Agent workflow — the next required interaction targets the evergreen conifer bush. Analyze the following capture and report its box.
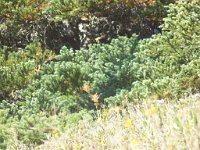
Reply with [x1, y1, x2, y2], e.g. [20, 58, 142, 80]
[127, 0, 200, 100]
[0, 108, 91, 148]
[0, 0, 199, 148]
[19, 35, 139, 114]
[0, 42, 54, 101]
[14, 0, 200, 114]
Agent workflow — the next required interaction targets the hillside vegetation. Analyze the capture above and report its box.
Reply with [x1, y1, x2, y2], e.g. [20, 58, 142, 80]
[37, 94, 200, 150]
[0, 0, 199, 149]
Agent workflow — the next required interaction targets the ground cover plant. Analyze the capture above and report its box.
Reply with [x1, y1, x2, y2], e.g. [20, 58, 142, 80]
[112, 0, 200, 102]
[37, 94, 200, 150]
[0, 0, 199, 148]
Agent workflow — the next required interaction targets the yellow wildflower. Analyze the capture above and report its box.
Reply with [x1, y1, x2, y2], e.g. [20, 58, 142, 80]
[51, 129, 59, 135]
[152, 107, 158, 113]
[131, 139, 139, 145]
[145, 107, 158, 115]
[125, 119, 132, 128]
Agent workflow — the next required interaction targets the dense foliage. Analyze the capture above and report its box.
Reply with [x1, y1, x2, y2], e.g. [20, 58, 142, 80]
[0, 0, 199, 148]
[121, 0, 200, 101]
[0, 0, 175, 53]
[38, 94, 200, 150]
[0, 43, 55, 100]
[0, 0, 177, 102]
[18, 35, 138, 116]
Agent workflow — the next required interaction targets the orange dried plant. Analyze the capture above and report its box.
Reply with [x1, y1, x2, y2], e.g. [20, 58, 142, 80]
[82, 84, 90, 93]
[90, 93, 99, 103]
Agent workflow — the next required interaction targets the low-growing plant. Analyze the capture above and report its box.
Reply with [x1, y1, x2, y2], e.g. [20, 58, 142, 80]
[0, 42, 55, 101]
[107, 0, 200, 104]
[0, 107, 92, 148]
[0, 0, 199, 148]
[18, 35, 138, 115]
[36, 94, 200, 150]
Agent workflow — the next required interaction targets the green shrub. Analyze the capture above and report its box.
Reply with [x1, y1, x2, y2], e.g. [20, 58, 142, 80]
[18, 35, 138, 115]
[0, 108, 92, 148]
[17, 0, 200, 113]
[0, 1, 199, 148]
[0, 42, 55, 101]
[123, 0, 200, 101]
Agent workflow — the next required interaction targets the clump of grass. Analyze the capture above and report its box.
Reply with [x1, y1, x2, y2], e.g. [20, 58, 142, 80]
[36, 94, 200, 150]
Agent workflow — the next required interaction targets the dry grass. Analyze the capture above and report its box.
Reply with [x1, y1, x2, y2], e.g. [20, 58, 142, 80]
[35, 94, 200, 150]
